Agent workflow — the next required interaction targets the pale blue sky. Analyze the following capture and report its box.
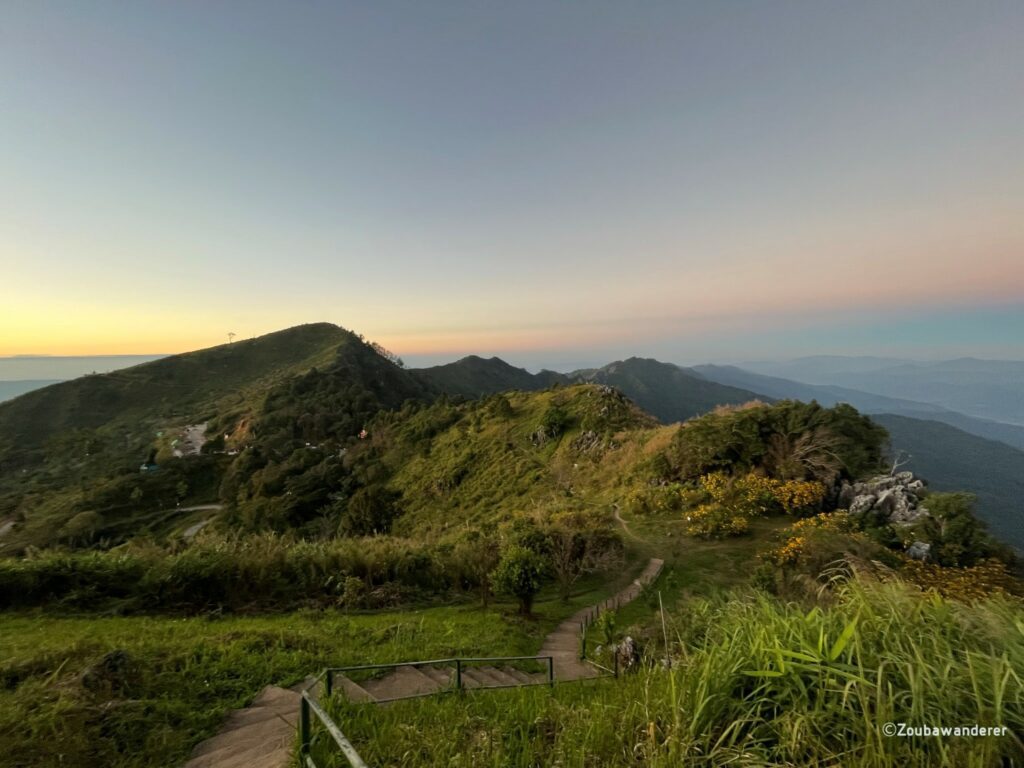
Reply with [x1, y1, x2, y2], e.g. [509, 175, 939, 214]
[2, 1, 1022, 365]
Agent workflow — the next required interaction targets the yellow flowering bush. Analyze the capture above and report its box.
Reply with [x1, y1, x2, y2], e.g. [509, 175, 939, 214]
[684, 503, 750, 538]
[683, 473, 828, 539]
[762, 511, 856, 565]
[772, 479, 828, 515]
[625, 484, 687, 516]
[896, 557, 1021, 602]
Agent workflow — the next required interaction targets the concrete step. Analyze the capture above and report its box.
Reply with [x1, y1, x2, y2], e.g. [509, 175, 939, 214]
[223, 704, 298, 729]
[191, 716, 292, 759]
[249, 685, 301, 709]
[419, 665, 454, 687]
[501, 666, 543, 685]
[333, 673, 377, 703]
[480, 667, 521, 686]
[185, 731, 293, 768]
[458, 667, 489, 689]
[362, 665, 441, 701]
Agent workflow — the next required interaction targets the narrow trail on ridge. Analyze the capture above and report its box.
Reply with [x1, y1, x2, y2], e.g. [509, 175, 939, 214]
[537, 557, 664, 681]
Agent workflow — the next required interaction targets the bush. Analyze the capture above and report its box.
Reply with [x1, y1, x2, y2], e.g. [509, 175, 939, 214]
[0, 534, 460, 613]
[491, 546, 547, 615]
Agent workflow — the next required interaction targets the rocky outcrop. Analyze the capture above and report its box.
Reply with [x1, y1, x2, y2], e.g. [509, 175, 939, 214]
[839, 471, 932, 560]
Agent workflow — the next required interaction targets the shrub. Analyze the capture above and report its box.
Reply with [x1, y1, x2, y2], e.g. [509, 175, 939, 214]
[895, 557, 1021, 602]
[491, 546, 547, 615]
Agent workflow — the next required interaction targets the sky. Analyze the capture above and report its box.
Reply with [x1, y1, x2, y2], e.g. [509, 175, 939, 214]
[1, 1, 1022, 368]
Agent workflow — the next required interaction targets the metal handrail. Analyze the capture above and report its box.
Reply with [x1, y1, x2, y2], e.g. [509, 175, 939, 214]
[324, 654, 552, 673]
[300, 689, 369, 768]
[299, 654, 556, 767]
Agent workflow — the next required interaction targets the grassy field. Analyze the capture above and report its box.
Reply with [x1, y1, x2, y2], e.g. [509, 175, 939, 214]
[0, 502, 780, 768]
[318, 580, 1024, 768]
[0, 546, 659, 768]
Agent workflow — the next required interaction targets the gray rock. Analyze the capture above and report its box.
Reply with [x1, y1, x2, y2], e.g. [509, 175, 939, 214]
[849, 495, 877, 516]
[615, 636, 641, 672]
[906, 541, 931, 560]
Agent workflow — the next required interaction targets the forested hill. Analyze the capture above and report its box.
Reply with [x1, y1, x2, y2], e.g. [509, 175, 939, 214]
[0, 323, 357, 469]
[411, 355, 568, 396]
[0, 324, 433, 551]
[571, 358, 765, 423]
[411, 356, 764, 424]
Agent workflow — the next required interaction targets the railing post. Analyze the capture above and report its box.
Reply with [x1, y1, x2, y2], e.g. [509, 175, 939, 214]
[324, 670, 333, 698]
[300, 695, 310, 757]
[580, 625, 587, 660]
[456, 659, 462, 691]
[547, 656, 554, 686]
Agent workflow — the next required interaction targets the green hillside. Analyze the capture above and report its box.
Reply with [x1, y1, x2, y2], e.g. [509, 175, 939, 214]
[573, 357, 766, 422]
[412, 356, 765, 426]
[0, 380, 63, 404]
[356, 384, 660, 539]
[411, 355, 567, 396]
[0, 323, 351, 468]
[0, 324, 432, 552]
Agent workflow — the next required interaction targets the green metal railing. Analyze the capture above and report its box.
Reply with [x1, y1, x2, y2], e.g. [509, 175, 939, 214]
[299, 675, 369, 768]
[578, 594, 622, 678]
[299, 655, 555, 767]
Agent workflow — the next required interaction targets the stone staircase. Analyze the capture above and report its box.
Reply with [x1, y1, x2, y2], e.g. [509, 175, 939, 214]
[182, 557, 664, 767]
[184, 685, 301, 768]
[332, 662, 549, 703]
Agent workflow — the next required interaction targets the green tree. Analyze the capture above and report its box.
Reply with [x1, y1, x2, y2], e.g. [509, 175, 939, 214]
[339, 485, 401, 536]
[453, 529, 502, 607]
[491, 546, 547, 615]
[544, 511, 623, 602]
[540, 405, 571, 437]
[916, 492, 998, 567]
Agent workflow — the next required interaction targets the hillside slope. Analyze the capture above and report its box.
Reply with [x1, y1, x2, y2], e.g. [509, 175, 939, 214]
[0, 324, 433, 551]
[411, 356, 567, 396]
[0, 324, 353, 469]
[0, 380, 64, 404]
[695, 364, 1024, 450]
[573, 358, 765, 423]
[872, 414, 1024, 552]
[412, 356, 763, 427]
[357, 384, 664, 539]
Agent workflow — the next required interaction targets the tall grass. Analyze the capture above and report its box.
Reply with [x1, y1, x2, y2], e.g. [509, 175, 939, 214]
[319, 579, 1023, 766]
[0, 533, 462, 612]
[0, 603, 551, 768]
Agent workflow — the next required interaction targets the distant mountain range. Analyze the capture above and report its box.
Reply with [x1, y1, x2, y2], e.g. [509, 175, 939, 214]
[869, 414, 1024, 550]
[414, 355, 763, 422]
[740, 356, 1024, 426]
[1, 332, 1020, 552]
[693, 365, 1024, 451]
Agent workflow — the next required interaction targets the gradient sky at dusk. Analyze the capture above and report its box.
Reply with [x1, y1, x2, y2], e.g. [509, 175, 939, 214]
[2, 1, 1022, 367]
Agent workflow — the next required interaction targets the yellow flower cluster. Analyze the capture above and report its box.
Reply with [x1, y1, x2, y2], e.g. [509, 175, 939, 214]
[897, 558, 1021, 602]
[771, 480, 828, 514]
[685, 503, 750, 538]
[762, 511, 855, 565]
[680, 473, 828, 539]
